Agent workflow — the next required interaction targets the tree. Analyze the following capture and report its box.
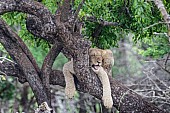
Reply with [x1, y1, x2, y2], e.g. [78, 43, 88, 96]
[0, 0, 169, 113]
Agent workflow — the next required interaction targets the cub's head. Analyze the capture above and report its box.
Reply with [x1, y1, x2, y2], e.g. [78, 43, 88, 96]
[89, 48, 103, 71]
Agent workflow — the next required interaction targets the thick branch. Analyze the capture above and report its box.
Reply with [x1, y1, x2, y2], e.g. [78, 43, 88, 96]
[0, 60, 167, 113]
[26, 15, 55, 43]
[59, 0, 72, 22]
[41, 42, 63, 105]
[0, 18, 48, 105]
[26, 15, 74, 61]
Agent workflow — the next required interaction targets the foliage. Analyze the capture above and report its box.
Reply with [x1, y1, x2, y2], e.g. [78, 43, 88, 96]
[78, 0, 170, 57]
[0, 80, 15, 100]
[41, 0, 58, 14]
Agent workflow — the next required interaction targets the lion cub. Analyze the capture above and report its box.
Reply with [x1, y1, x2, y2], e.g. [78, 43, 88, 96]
[63, 48, 114, 108]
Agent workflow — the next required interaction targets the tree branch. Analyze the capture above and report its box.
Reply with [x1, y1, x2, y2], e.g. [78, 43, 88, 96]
[153, 0, 170, 41]
[0, 18, 48, 105]
[59, 0, 72, 22]
[0, 0, 52, 22]
[143, 21, 170, 30]
[41, 42, 63, 105]
[26, 15, 74, 60]
[86, 16, 119, 26]
[26, 15, 55, 43]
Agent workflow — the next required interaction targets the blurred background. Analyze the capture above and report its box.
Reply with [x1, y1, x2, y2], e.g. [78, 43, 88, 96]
[0, 0, 170, 113]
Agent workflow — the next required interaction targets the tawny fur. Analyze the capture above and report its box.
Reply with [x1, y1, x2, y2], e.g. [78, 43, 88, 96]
[63, 59, 76, 99]
[63, 48, 114, 108]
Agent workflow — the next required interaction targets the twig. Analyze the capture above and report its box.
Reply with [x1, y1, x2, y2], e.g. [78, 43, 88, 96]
[153, 32, 169, 38]
[150, 67, 169, 89]
[143, 95, 168, 100]
[86, 16, 119, 26]
[143, 22, 170, 30]
[0, 57, 15, 64]
[156, 62, 170, 74]
[143, 71, 161, 90]
[164, 53, 170, 70]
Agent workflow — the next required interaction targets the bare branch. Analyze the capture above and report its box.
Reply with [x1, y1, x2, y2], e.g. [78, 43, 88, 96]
[86, 16, 119, 26]
[41, 42, 63, 105]
[164, 53, 170, 70]
[143, 21, 170, 30]
[153, 0, 170, 42]
[156, 62, 170, 74]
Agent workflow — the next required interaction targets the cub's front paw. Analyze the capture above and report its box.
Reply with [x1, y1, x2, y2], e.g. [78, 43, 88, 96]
[102, 95, 113, 109]
[65, 86, 76, 99]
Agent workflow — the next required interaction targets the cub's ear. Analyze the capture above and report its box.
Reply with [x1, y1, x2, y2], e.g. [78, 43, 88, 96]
[106, 49, 113, 57]
[89, 48, 94, 55]
[102, 49, 113, 57]
[102, 49, 114, 65]
[107, 50, 114, 65]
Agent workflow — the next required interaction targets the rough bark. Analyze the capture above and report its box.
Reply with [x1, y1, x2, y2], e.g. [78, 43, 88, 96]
[41, 42, 63, 106]
[0, 0, 168, 113]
